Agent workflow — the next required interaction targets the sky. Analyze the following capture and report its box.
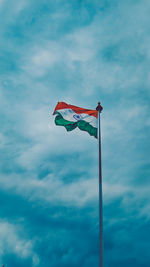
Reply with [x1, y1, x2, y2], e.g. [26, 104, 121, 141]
[0, 0, 150, 266]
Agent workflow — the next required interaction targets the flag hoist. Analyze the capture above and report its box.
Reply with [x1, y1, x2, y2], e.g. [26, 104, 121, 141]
[53, 101, 103, 267]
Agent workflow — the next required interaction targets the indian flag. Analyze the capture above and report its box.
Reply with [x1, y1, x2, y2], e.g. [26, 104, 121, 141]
[53, 102, 98, 138]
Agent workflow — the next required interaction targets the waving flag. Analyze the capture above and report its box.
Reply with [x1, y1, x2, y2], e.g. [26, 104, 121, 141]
[53, 102, 98, 138]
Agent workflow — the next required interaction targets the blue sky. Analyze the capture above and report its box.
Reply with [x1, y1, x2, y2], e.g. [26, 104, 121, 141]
[0, 0, 150, 266]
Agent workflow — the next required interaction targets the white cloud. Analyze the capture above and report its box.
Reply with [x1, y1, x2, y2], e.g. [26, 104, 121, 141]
[0, 220, 39, 265]
[29, 44, 62, 77]
[22, 37, 94, 78]
[18, 0, 150, 98]
[0, 172, 99, 207]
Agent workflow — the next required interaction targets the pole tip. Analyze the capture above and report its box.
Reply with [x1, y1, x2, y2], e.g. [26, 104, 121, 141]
[96, 102, 103, 112]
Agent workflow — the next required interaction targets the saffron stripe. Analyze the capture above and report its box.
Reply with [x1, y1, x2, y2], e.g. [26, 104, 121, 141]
[53, 102, 97, 118]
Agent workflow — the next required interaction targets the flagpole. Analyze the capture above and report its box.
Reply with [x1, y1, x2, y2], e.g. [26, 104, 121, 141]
[96, 102, 103, 267]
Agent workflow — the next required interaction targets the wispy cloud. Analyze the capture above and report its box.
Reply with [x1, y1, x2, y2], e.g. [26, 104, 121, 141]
[0, 220, 39, 266]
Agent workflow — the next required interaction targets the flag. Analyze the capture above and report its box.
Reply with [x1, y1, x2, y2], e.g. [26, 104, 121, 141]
[53, 102, 98, 138]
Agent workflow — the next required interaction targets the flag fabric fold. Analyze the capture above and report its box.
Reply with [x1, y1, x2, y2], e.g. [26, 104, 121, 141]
[53, 102, 98, 138]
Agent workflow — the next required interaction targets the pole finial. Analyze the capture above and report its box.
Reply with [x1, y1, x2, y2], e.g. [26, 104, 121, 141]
[96, 102, 103, 113]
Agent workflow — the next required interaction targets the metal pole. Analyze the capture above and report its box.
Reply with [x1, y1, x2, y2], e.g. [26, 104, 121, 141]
[96, 102, 103, 267]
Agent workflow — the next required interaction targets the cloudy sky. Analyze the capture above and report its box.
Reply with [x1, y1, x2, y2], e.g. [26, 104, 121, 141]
[0, 0, 150, 266]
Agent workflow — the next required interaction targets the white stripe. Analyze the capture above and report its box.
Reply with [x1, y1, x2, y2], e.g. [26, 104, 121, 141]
[56, 109, 97, 128]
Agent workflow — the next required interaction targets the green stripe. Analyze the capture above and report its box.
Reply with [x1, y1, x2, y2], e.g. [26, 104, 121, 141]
[55, 113, 97, 138]
[77, 120, 97, 138]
